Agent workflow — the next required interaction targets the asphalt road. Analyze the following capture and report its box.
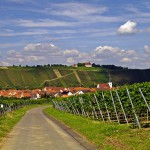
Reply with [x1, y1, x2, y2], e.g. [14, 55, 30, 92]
[1, 106, 89, 150]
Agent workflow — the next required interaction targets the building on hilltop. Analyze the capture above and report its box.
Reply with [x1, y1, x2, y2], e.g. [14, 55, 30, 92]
[84, 62, 92, 67]
[72, 62, 92, 67]
[72, 64, 78, 67]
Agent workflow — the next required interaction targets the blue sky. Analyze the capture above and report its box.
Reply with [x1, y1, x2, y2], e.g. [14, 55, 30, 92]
[0, 0, 150, 68]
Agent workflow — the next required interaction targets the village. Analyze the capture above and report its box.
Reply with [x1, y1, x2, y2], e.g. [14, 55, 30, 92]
[0, 62, 113, 99]
[0, 82, 113, 99]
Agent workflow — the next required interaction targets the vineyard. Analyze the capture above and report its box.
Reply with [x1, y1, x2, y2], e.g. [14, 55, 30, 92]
[0, 98, 51, 116]
[0, 67, 150, 89]
[52, 82, 150, 128]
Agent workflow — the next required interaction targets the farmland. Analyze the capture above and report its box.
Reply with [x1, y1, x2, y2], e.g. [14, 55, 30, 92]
[52, 82, 150, 128]
[0, 81, 149, 149]
[44, 106, 150, 150]
[0, 98, 51, 116]
[49, 82, 150, 149]
[0, 66, 150, 89]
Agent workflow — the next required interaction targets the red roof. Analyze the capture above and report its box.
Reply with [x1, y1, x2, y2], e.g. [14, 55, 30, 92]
[97, 83, 110, 90]
[84, 62, 91, 65]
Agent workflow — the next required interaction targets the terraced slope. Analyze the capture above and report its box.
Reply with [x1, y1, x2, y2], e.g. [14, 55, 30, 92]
[0, 68, 57, 89]
[0, 67, 150, 89]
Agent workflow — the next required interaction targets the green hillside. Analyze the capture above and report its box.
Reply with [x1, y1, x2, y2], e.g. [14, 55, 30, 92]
[0, 67, 150, 89]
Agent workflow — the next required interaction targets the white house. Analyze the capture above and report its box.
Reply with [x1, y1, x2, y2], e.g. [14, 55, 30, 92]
[75, 91, 84, 95]
[84, 62, 92, 67]
[97, 82, 112, 90]
[68, 91, 73, 96]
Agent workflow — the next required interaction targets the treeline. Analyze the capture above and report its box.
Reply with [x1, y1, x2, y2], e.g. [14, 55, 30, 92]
[10, 63, 128, 69]
[92, 63, 128, 69]
[11, 64, 68, 68]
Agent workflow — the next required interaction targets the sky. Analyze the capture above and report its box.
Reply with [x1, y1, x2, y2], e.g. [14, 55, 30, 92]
[0, 0, 150, 69]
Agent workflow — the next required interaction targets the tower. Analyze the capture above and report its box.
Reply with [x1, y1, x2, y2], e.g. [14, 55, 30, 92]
[108, 72, 112, 88]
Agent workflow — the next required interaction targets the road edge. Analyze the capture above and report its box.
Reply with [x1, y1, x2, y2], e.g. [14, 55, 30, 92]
[43, 109, 100, 150]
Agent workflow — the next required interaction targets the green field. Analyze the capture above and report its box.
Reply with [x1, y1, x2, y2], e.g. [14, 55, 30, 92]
[0, 67, 150, 89]
[44, 106, 150, 150]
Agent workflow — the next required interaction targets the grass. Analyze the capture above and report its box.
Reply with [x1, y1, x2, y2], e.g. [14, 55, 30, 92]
[0, 104, 48, 148]
[74, 67, 103, 71]
[44, 106, 150, 150]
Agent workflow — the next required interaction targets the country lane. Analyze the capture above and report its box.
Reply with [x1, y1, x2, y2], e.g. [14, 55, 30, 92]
[1, 106, 89, 150]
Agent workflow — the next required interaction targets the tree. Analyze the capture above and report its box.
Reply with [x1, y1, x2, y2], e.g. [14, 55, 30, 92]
[77, 63, 85, 67]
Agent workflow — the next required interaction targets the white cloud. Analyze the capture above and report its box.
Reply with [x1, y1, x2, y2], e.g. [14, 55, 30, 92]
[0, 61, 10, 66]
[126, 5, 150, 18]
[0, 43, 25, 49]
[47, 2, 122, 23]
[50, 2, 107, 17]
[92, 45, 150, 69]
[124, 4, 150, 23]
[3, 43, 90, 66]
[15, 19, 77, 27]
[64, 49, 80, 57]
[4, 43, 64, 66]
[1, 43, 150, 69]
[94, 46, 119, 53]
[5, 0, 35, 4]
[7, 50, 23, 59]
[93, 46, 125, 58]
[117, 20, 137, 35]
[5, 0, 27, 3]
[120, 58, 132, 62]
[7, 57, 24, 63]
[66, 57, 76, 64]
[144, 28, 150, 33]
[26, 56, 45, 61]
[64, 49, 89, 64]
[23, 43, 62, 55]
[0, 29, 50, 37]
[144, 45, 150, 53]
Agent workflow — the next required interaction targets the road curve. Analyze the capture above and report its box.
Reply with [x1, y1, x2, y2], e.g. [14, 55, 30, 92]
[1, 106, 88, 150]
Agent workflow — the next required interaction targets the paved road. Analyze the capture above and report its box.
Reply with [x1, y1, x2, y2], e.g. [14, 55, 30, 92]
[1, 107, 88, 150]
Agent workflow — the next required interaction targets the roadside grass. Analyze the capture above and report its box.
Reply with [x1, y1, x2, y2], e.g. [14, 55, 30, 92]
[0, 104, 48, 148]
[44, 106, 150, 150]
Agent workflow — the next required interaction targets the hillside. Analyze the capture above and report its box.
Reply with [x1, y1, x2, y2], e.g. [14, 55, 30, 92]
[0, 67, 150, 89]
